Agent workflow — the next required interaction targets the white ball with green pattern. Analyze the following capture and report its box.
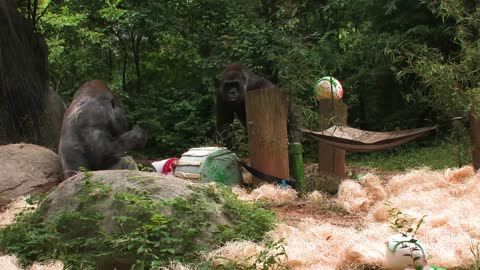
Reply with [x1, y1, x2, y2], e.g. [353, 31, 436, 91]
[313, 76, 344, 101]
[385, 234, 428, 270]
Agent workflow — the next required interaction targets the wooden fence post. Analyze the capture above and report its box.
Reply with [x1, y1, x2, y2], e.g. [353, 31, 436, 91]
[317, 99, 347, 193]
[246, 88, 289, 185]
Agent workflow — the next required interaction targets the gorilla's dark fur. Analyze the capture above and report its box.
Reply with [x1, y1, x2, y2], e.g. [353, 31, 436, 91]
[216, 63, 274, 145]
[59, 80, 147, 178]
[216, 63, 302, 148]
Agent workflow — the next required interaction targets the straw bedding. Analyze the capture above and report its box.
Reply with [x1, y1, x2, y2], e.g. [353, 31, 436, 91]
[214, 166, 480, 269]
[1, 166, 479, 269]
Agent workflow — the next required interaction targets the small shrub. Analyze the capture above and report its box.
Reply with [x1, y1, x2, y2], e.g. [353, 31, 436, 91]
[386, 202, 428, 270]
[213, 186, 277, 243]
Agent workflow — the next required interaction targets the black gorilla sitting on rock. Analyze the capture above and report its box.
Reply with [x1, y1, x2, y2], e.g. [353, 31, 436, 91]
[58, 80, 147, 178]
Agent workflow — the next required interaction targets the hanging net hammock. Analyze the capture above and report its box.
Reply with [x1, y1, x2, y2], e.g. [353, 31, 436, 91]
[301, 125, 438, 152]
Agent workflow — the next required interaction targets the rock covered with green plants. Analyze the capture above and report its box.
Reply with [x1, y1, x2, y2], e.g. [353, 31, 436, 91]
[0, 170, 277, 269]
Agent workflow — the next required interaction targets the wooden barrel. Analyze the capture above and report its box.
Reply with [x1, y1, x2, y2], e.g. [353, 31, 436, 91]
[174, 147, 242, 185]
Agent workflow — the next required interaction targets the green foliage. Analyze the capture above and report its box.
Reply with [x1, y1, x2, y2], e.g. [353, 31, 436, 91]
[0, 176, 277, 269]
[107, 190, 212, 268]
[386, 202, 426, 238]
[206, 184, 277, 243]
[470, 240, 480, 270]
[0, 205, 61, 266]
[348, 136, 468, 171]
[215, 202, 276, 243]
[33, 0, 461, 156]
[386, 203, 428, 269]
[138, 162, 155, 172]
[21, 0, 476, 161]
[391, 1, 480, 120]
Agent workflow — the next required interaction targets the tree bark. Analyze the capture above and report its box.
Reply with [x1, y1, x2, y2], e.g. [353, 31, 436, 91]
[113, 31, 128, 93]
[132, 33, 141, 92]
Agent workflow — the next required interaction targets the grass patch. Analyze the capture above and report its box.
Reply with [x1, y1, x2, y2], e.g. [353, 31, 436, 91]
[347, 137, 469, 171]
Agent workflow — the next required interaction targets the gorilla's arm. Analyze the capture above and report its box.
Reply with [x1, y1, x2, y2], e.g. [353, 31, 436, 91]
[215, 93, 235, 140]
[83, 127, 146, 170]
[113, 127, 147, 154]
[247, 72, 274, 90]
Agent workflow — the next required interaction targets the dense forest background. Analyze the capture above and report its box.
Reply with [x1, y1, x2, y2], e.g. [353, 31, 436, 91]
[17, 0, 480, 158]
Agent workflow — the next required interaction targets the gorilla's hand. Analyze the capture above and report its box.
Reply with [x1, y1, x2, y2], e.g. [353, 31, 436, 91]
[120, 126, 147, 151]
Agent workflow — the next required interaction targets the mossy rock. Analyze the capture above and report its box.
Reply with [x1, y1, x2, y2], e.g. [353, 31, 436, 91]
[42, 171, 208, 231]
[30, 170, 273, 269]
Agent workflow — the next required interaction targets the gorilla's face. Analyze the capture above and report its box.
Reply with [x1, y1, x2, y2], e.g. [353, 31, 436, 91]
[221, 79, 247, 104]
[219, 65, 249, 105]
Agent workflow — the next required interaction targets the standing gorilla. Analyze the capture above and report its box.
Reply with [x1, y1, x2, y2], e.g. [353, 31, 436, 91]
[59, 80, 147, 178]
[216, 63, 302, 148]
[216, 63, 275, 146]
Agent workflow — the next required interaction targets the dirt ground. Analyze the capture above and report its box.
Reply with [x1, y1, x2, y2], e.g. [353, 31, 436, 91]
[272, 163, 393, 229]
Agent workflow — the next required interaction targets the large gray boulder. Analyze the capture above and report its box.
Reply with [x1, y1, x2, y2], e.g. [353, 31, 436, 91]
[41, 170, 234, 269]
[0, 144, 62, 206]
[43, 170, 220, 232]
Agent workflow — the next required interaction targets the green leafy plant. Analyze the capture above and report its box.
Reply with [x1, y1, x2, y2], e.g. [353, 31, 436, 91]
[212, 187, 277, 243]
[386, 202, 426, 238]
[137, 163, 155, 172]
[386, 202, 428, 270]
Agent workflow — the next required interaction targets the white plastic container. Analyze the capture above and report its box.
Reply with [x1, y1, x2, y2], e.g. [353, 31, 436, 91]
[385, 234, 427, 270]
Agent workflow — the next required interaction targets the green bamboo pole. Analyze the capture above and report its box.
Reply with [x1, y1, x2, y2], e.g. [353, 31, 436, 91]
[289, 142, 305, 192]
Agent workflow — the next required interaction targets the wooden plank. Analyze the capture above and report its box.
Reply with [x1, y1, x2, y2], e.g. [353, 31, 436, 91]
[246, 88, 289, 185]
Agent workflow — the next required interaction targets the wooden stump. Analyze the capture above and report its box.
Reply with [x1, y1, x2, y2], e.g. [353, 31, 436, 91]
[317, 99, 347, 193]
[246, 88, 289, 185]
